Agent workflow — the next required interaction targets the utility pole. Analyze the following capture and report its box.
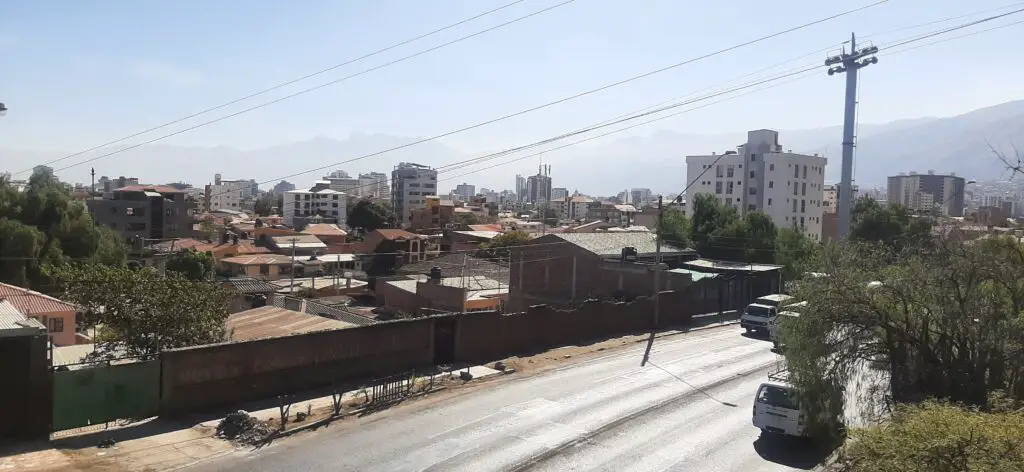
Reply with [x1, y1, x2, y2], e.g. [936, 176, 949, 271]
[289, 237, 297, 294]
[826, 33, 878, 240]
[653, 195, 664, 329]
[90, 168, 95, 195]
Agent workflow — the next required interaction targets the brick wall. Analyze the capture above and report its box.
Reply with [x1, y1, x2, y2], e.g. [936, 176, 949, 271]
[159, 318, 434, 416]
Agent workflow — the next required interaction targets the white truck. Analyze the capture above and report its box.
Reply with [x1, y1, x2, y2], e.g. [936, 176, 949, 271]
[740, 294, 795, 334]
[752, 368, 806, 437]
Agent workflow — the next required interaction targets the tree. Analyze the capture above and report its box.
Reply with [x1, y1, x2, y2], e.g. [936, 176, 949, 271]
[453, 212, 480, 227]
[477, 231, 531, 260]
[774, 227, 820, 281]
[849, 197, 933, 252]
[253, 195, 274, 217]
[348, 199, 396, 232]
[50, 264, 231, 358]
[689, 193, 741, 257]
[782, 236, 1024, 439]
[0, 219, 50, 287]
[656, 208, 691, 249]
[165, 250, 215, 281]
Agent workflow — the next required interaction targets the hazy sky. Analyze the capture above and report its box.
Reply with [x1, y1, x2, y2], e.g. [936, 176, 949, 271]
[2, 0, 1023, 183]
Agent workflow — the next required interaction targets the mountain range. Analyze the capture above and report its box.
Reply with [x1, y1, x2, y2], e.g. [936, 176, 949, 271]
[3, 100, 1023, 195]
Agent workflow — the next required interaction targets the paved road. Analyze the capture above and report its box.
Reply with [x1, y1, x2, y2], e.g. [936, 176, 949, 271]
[193, 326, 829, 472]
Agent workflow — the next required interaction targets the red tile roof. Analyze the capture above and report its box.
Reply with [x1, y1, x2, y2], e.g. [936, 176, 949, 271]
[374, 229, 419, 241]
[301, 224, 348, 237]
[220, 254, 293, 266]
[113, 185, 184, 193]
[0, 282, 79, 314]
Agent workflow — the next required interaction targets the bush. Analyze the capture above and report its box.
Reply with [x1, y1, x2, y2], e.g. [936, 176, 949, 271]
[838, 401, 1024, 472]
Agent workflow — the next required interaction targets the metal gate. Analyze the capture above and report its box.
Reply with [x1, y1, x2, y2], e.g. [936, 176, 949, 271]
[370, 371, 413, 405]
[51, 359, 161, 431]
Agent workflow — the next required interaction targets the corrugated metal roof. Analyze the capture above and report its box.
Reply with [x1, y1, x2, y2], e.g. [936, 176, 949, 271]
[0, 282, 79, 314]
[226, 278, 281, 294]
[683, 258, 782, 272]
[0, 300, 46, 334]
[220, 254, 293, 265]
[301, 224, 347, 237]
[225, 305, 356, 341]
[668, 268, 719, 282]
[270, 234, 327, 249]
[547, 233, 692, 257]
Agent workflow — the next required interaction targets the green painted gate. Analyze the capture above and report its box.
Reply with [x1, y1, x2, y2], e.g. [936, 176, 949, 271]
[51, 360, 161, 431]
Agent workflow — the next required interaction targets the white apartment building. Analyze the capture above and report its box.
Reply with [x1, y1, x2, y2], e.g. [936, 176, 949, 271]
[282, 181, 346, 228]
[357, 172, 389, 199]
[822, 184, 859, 214]
[685, 129, 828, 241]
[557, 195, 593, 222]
[454, 183, 475, 201]
[206, 174, 255, 212]
[392, 163, 438, 227]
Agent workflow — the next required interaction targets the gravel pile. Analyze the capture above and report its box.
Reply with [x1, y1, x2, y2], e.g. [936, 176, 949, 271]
[215, 410, 273, 445]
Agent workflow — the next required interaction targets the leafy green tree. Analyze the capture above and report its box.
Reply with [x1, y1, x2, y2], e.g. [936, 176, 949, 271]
[656, 208, 691, 249]
[477, 231, 531, 260]
[689, 193, 741, 257]
[253, 195, 274, 217]
[348, 199, 397, 231]
[0, 219, 50, 287]
[850, 197, 933, 252]
[165, 250, 215, 281]
[50, 264, 232, 358]
[453, 212, 480, 227]
[775, 227, 820, 281]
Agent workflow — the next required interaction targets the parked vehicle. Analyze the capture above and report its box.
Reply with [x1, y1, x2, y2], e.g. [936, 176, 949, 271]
[741, 294, 798, 334]
[752, 369, 806, 437]
[753, 294, 795, 309]
[768, 301, 807, 349]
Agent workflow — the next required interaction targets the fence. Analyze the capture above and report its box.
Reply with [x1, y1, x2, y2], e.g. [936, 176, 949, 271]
[51, 359, 161, 432]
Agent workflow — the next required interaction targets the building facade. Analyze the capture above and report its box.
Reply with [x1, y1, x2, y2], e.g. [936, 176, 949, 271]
[454, 183, 475, 201]
[358, 172, 389, 199]
[629, 188, 653, 207]
[526, 171, 552, 204]
[685, 129, 828, 240]
[282, 181, 346, 228]
[887, 171, 967, 217]
[87, 185, 197, 241]
[822, 184, 859, 214]
[391, 162, 439, 227]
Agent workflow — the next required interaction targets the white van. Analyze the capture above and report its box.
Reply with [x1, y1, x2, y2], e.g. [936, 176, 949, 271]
[768, 302, 806, 349]
[752, 370, 805, 437]
[753, 294, 795, 309]
[741, 303, 776, 333]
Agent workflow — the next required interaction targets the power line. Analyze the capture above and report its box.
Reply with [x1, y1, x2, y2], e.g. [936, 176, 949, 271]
[48, 1, 887, 178]
[13, 0, 532, 176]
[884, 6, 1024, 49]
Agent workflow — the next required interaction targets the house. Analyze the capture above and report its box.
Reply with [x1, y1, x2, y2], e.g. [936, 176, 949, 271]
[219, 254, 294, 280]
[409, 196, 454, 231]
[443, 230, 501, 253]
[301, 223, 348, 244]
[86, 185, 198, 241]
[0, 282, 81, 346]
[376, 271, 507, 315]
[269, 234, 328, 256]
[586, 203, 638, 227]
[508, 232, 698, 308]
[396, 253, 509, 282]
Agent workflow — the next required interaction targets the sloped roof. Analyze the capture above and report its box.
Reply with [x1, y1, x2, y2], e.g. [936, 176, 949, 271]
[0, 300, 47, 334]
[225, 278, 281, 294]
[225, 306, 356, 341]
[546, 232, 692, 257]
[269, 234, 328, 250]
[302, 223, 348, 237]
[468, 224, 502, 232]
[220, 254, 293, 266]
[373, 229, 419, 241]
[0, 282, 79, 314]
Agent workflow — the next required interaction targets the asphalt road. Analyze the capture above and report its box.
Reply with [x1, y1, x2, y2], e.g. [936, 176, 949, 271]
[193, 326, 830, 472]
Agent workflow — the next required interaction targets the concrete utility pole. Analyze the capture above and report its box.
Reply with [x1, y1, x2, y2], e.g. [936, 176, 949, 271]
[826, 33, 878, 240]
[289, 237, 298, 294]
[652, 195, 664, 329]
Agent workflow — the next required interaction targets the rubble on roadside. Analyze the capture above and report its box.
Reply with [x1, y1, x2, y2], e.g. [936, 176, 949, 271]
[215, 410, 273, 445]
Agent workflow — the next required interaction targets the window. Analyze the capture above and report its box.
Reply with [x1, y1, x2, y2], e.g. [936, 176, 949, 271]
[424, 183, 436, 189]
[792, 199, 798, 212]
[794, 165, 800, 178]
[801, 200, 806, 213]
[715, 182, 723, 194]
[801, 182, 806, 196]
[409, 183, 421, 188]
[793, 185, 798, 196]
[751, 153, 757, 162]
[260, 264, 270, 275]
[802, 165, 808, 178]
[768, 181, 774, 189]
[48, 317, 64, 333]
[769, 163, 775, 171]
[332, 203, 339, 208]
[800, 216, 805, 227]
[294, 195, 301, 201]
[726, 165, 734, 178]
[333, 195, 339, 200]
[767, 198, 772, 206]
[749, 170, 755, 179]
[127, 222, 146, 231]
[716, 165, 724, 178]
[126, 207, 133, 216]
[726, 182, 734, 194]
[748, 204, 756, 212]
[749, 187, 757, 195]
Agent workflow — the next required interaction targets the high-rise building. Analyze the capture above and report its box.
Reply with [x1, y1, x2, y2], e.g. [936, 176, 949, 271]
[526, 165, 553, 204]
[357, 172, 389, 199]
[686, 129, 828, 241]
[630, 188, 652, 207]
[887, 171, 966, 217]
[324, 170, 361, 196]
[515, 175, 527, 203]
[454, 183, 476, 201]
[822, 184, 859, 214]
[273, 180, 296, 194]
[391, 163, 438, 227]
[551, 187, 569, 201]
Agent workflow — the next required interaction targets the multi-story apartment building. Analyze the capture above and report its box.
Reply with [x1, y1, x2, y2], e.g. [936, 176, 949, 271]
[454, 183, 476, 201]
[526, 165, 553, 204]
[357, 172, 389, 199]
[556, 195, 594, 222]
[887, 171, 967, 217]
[551, 187, 569, 201]
[515, 175, 527, 203]
[205, 174, 255, 212]
[822, 183, 859, 214]
[392, 162, 438, 227]
[282, 181, 346, 228]
[630, 188, 653, 207]
[686, 129, 828, 241]
[87, 185, 197, 240]
[272, 180, 296, 194]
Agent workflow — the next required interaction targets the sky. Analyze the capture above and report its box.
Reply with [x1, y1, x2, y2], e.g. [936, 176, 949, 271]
[1, 0, 1023, 188]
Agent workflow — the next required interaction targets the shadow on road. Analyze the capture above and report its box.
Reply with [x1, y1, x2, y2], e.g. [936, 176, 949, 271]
[740, 331, 772, 342]
[752, 433, 834, 470]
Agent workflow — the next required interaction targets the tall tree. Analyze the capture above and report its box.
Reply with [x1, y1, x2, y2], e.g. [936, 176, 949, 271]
[477, 231, 531, 260]
[454, 212, 480, 227]
[348, 199, 396, 231]
[165, 250, 215, 281]
[656, 207, 691, 249]
[850, 197, 933, 252]
[774, 227, 820, 281]
[50, 264, 232, 358]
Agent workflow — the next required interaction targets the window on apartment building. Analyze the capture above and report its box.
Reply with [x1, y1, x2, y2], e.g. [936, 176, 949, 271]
[802, 165, 807, 178]
[801, 200, 806, 213]
[726, 165, 734, 178]
[801, 182, 806, 196]
[49, 317, 63, 333]
[716, 165, 724, 178]
[800, 216, 805, 227]
[770, 163, 775, 171]
[748, 204, 756, 212]
[294, 195, 300, 200]
[715, 182, 723, 194]
[749, 187, 757, 195]
[767, 198, 772, 206]
[304, 195, 311, 200]
[793, 185, 798, 196]
[768, 181, 774, 189]
[792, 199, 798, 212]
[794, 165, 800, 178]
[425, 183, 436, 188]
[260, 264, 270, 275]
[751, 153, 757, 162]
[409, 183, 421, 187]
[726, 182, 734, 194]
[333, 195, 339, 200]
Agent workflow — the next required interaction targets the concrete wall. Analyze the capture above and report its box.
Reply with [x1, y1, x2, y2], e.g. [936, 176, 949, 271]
[160, 318, 434, 416]
[0, 334, 51, 440]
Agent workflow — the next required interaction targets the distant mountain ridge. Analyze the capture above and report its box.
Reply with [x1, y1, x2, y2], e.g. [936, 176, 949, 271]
[2, 100, 1022, 194]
